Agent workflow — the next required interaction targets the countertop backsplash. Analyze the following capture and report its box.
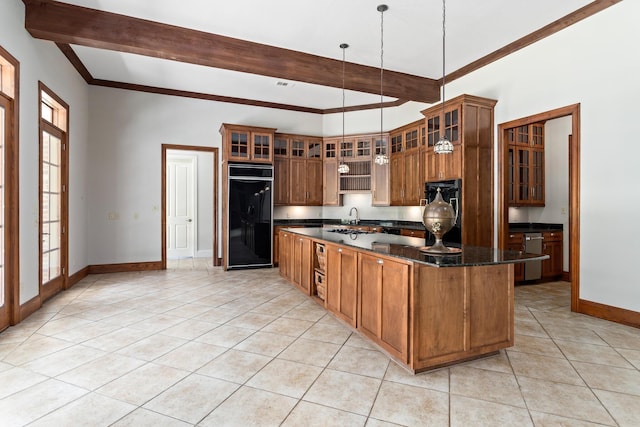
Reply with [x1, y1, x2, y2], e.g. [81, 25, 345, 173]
[274, 194, 424, 223]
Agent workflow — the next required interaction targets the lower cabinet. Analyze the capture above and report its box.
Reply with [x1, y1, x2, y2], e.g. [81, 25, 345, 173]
[507, 233, 525, 282]
[358, 253, 410, 363]
[279, 233, 514, 373]
[412, 263, 513, 370]
[291, 235, 313, 295]
[278, 230, 292, 281]
[325, 243, 357, 327]
[542, 231, 563, 279]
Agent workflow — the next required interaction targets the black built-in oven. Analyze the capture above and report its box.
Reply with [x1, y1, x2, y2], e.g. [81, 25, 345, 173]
[424, 179, 462, 246]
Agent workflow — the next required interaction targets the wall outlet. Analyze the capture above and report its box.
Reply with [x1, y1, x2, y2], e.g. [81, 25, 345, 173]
[561, 208, 568, 215]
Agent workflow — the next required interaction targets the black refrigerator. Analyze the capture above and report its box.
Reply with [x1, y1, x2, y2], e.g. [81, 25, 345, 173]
[226, 164, 273, 269]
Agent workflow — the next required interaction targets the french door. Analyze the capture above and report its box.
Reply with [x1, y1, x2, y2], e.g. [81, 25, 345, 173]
[39, 84, 68, 301]
[40, 122, 66, 299]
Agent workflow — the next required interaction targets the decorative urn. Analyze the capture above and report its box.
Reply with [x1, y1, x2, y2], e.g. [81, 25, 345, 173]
[420, 187, 461, 254]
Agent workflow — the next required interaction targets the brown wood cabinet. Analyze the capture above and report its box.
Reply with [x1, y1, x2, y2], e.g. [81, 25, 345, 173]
[390, 121, 424, 206]
[322, 140, 341, 206]
[412, 263, 513, 371]
[421, 95, 497, 248]
[325, 243, 358, 327]
[371, 134, 390, 206]
[291, 234, 313, 295]
[400, 228, 426, 238]
[278, 230, 292, 280]
[507, 233, 525, 282]
[278, 230, 515, 373]
[220, 123, 276, 163]
[358, 253, 410, 362]
[508, 230, 562, 283]
[542, 231, 563, 279]
[425, 147, 462, 181]
[507, 123, 545, 206]
[275, 134, 323, 206]
[273, 157, 289, 205]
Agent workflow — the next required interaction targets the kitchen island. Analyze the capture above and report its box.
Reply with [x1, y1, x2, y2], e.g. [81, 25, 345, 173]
[278, 227, 547, 373]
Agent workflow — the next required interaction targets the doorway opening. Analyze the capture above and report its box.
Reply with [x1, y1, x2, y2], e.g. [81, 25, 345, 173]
[161, 145, 219, 269]
[498, 104, 581, 311]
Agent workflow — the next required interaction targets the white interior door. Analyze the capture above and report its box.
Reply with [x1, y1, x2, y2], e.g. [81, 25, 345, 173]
[167, 155, 196, 259]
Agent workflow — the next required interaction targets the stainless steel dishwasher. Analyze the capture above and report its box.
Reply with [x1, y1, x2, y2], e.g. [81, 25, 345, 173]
[524, 233, 543, 280]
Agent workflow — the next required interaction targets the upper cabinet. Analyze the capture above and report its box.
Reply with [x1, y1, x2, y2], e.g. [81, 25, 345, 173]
[371, 135, 390, 206]
[389, 120, 424, 206]
[507, 122, 545, 206]
[220, 123, 276, 163]
[275, 133, 323, 206]
[421, 94, 497, 248]
[322, 132, 390, 206]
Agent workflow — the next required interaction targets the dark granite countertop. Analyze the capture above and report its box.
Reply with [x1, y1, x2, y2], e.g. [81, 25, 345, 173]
[275, 219, 425, 231]
[508, 222, 563, 233]
[282, 227, 547, 268]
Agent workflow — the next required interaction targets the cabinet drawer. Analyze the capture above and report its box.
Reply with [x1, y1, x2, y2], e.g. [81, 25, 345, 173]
[542, 231, 562, 242]
[400, 228, 426, 238]
[507, 233, 524, 244]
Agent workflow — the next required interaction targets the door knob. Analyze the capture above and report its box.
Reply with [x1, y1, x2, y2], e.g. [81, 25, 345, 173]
[187, 219, 193, 222]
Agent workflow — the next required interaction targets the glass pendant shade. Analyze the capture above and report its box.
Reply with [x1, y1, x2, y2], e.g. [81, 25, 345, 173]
[374, 154, 389, 165]
[338, 163, 350, 174]
[434, 136, 454, 154]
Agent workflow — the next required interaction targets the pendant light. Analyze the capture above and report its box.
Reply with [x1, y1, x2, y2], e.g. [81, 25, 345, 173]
[338, 43, 350, 174]
[434, 0, 454, 155]
[374, 4, 390, 166]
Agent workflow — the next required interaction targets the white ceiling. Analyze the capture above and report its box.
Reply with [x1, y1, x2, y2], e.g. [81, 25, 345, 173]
[57, 0, 594, 110]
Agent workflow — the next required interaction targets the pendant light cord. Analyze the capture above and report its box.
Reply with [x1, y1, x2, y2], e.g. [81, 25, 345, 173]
[380, 6, 384, 144]
[342, 45, 346, 145]
[441, 0, 446, 134]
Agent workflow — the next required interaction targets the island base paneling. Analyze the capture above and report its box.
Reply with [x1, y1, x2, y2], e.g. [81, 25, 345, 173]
[278, 229, 517, 374]
[412, 263, 514, 372]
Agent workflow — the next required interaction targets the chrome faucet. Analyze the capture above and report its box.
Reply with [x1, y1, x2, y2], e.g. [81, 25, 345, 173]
[349, 207, 359, 225]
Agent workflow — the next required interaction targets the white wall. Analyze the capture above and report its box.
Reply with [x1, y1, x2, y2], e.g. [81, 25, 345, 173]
[443, 1, 639, 311]
[87, 87, 322, 263]
[0, 0, 90, 304]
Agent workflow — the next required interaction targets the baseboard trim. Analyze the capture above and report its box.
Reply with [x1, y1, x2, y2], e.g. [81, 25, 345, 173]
[88, 261, 163, 274]
[19, 295, 42, 322]
[68, 266, 90, 287]
[578, 299, 640, 329]
[561, 271, 570, 282]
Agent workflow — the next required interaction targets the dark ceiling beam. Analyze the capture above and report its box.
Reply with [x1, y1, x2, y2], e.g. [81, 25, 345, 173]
[24, 0, 440, 103]
[56, 43, 404, 114]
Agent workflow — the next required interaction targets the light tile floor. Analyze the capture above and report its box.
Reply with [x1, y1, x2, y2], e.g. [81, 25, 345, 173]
[1, 261, 640, 426]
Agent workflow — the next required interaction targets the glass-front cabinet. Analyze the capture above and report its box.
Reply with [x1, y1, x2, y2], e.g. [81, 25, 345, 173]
[507, 122, 545, 206]
[220, 123, 276, 163]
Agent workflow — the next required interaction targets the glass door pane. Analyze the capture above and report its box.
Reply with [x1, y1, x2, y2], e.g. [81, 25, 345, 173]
[42, 131, 62, 284]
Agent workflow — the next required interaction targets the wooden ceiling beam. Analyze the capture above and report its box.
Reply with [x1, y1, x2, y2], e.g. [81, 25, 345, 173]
[23, 0, 440, 103]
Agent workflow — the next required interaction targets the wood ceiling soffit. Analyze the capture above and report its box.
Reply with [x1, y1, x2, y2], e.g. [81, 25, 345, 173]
[24, 0, 440, 103]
